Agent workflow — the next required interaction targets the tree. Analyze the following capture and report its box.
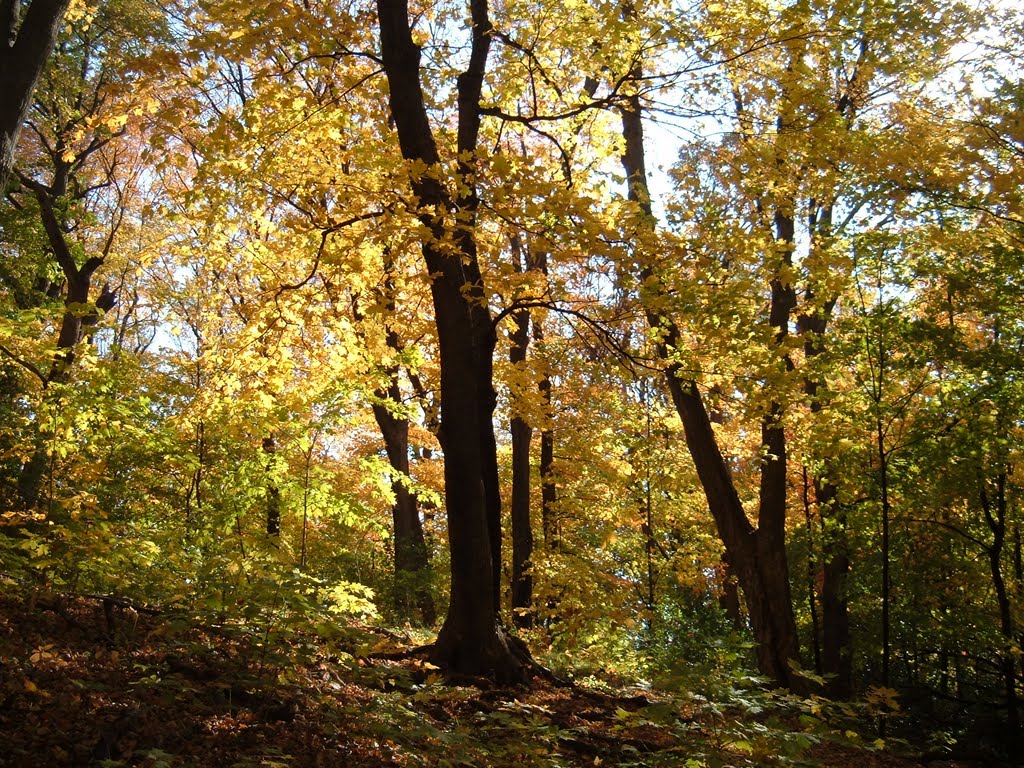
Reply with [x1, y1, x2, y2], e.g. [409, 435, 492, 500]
[508, 234, 537, 629]
[376, 0, 531, 680]
[2, 0, 165, 510]
[361, 254, 437, 626]
[0, 0, 71, 189]
[612, 9, 806, 690]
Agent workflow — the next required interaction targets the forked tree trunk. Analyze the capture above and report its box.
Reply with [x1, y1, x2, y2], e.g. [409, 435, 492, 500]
[15, 173, 115, 511]
[619, 87, 805, 692]
[376, 0, 529, 682]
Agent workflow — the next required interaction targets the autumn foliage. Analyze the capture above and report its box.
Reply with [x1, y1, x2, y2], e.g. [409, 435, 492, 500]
[1, 0, 1023, 763]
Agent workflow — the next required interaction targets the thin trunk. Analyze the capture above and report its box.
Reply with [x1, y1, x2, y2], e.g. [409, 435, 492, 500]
[1015, 524, 1024, 687]
[644, 482, 655, 611]
[818, 475, 851, 697]
[532, 273, 558, 551]
[878, 416, 891, 692]
[802, 466, 823, 676]
[710, 388, 743, 631]
[16, 432, 46, 512]
[868, 299, 891, 706]
[372, 381, 436, 626]
[509, 269, 534, 627]
[642, 385, 656, 612]
[360, 256, 437, 626]
[195, 421, 204, 518]
[1015, 524, 1023, 588]
[300, 437, 314, 570]
[509, 414, 533, 625]
[14, 171, 115, 510]
[262, 435, 281, 537]
[798, 200, 851, 698]
[536, 329, 558, 624]
[508, 234, 551, 628]
[719, 554, 743, 631]
[16, 273, 109, 511]
[981, 475, 1019, 739]
[539, 413, 557, 549]
[620, 82, 804, 691]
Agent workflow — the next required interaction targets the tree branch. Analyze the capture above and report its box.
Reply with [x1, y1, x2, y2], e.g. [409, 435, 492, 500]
[0, 342, 49, 388]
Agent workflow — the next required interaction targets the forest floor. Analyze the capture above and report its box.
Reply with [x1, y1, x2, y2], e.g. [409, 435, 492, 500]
[0, 590, 1000, 768]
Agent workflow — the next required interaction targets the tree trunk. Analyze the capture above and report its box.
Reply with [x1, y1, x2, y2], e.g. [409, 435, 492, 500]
[15, 174, 114, 510]
[371, 377, 436, 627]
[539, 395, 557, 548]
[801, 467, 823, 675]
[817, 477, 851, 697]
[376, 0, 529, 681]
[800, 299, 852, 698]
[719, 554, 744, 631]
[531, 265, 558, 552]
[509, 295, 534, 628]
[20, 170, 113, 382]
[619, 88, 805, 691]
[355, 253, 438, 626]
[0, 0, 71, 189]
[981, 474, 1020, 741]
[262, 436, 281, 537]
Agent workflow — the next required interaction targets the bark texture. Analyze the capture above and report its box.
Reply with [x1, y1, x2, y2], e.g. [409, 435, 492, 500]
[0, 0, 70, 189]
[376, 0, 529, 681]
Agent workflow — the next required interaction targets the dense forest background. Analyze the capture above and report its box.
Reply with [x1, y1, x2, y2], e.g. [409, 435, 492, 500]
[2, 0, 1023, 763]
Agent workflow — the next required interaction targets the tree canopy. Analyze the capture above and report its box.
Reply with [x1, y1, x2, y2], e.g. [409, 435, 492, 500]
[2, 0, 1023, 763]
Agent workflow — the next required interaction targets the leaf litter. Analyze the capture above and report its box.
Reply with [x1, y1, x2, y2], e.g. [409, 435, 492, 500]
[0, 591, 992, 767]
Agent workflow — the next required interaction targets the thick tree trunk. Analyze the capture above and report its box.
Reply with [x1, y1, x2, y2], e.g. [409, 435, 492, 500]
[376, 0, 529, 681]
[0, 0, 71, 189]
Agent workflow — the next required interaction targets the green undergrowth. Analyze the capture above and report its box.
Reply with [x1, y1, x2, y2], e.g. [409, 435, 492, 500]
[0, 586, 976, 768]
